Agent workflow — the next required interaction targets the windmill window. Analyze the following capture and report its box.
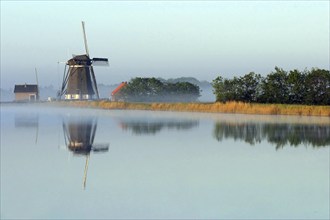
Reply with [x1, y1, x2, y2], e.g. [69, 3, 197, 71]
[83, 95, 89, 99]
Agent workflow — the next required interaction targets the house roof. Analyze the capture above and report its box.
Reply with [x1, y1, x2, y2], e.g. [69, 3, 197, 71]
[14, 84, 38, 93]
[111, 82, 127, 96]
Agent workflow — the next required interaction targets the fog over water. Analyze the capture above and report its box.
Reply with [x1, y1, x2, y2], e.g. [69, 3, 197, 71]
[1, 104, 329, 219]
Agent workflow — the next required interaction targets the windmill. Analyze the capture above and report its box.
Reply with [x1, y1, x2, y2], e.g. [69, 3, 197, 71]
[59, 21, 108, 100]
[62, 116, 109, 189]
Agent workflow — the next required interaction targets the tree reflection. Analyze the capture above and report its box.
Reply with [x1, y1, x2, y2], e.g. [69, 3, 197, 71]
[120, 120, 199, 135]
[214, 122, 330, 149]
[62, 117, 109, 189]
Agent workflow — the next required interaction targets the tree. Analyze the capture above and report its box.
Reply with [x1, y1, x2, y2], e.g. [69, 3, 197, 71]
[239, 72, 262, 102]
[260, 67, 289, 103]
[166, 82, 200, 102]
[213, 73, 262, 103]
[212, 67, 330, 105]
[212, 76, 226, 102]
[287, 69, 306, 104]
[304, 68, 330, 105]
[212, 76, 240, 102]
[118, 77, 200, 102]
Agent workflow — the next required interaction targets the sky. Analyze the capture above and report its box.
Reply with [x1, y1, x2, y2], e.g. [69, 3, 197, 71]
[1, 1, 329, 89]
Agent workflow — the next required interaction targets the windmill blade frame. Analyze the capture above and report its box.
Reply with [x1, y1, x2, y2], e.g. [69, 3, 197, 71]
[82, 21, 100, 99]
[92, 144, 109, 152]
[90, 66, 100, 99]
[82, 21, 90, 57]
[59, 65, 68, 98]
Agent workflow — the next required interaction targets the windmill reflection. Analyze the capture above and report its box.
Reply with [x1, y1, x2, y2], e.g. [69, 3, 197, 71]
[62, 117, 109, 189]
[214, 122, 330, 149]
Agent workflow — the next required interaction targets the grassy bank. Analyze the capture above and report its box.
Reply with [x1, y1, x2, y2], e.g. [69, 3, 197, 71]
[54, 100, 330, 117]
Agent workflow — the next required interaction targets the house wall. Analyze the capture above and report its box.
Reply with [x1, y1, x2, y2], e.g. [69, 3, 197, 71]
[15, 93, 37, 101]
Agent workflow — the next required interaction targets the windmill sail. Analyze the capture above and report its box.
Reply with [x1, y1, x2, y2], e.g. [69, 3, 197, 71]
[82, 21, 90, 57]
[92, 58, 109, 66]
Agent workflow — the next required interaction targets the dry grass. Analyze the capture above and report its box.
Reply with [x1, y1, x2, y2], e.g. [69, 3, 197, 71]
[55, 101, 330, 117]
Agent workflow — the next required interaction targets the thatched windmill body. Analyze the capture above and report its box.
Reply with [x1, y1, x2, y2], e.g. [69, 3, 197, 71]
[59, 21, 108, 100]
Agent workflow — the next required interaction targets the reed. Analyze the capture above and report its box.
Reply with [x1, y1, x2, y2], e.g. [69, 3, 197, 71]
[56, 101, 330, 117]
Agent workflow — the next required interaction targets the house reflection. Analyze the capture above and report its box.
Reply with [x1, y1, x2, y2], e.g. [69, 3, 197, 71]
[62, 116, 109, 189]
[213, 122, 330, 149]
[15, 113, 39, 144]
[15, 113, 39, 128]
[119, 120, 199, 135]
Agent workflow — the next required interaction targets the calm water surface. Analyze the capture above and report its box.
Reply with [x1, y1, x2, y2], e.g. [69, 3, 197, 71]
[1, 104, 329, 219]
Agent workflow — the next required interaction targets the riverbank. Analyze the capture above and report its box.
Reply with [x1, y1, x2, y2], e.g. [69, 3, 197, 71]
[53, 100, 330, 117]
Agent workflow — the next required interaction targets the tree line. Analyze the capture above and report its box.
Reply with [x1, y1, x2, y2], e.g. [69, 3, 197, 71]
[212, 67, 330, 105]
[117, 77, 200, 102]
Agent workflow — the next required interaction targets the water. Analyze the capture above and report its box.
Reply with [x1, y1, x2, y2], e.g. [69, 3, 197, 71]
[1, 104, 329, 219]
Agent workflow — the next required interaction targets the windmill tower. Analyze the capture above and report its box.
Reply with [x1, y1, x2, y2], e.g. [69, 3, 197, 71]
[59, 21, 108, 100]
[62, 116, 109, 189]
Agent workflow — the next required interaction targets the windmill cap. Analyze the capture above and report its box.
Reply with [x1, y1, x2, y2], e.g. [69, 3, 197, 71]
[68, 54, 91, 66]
